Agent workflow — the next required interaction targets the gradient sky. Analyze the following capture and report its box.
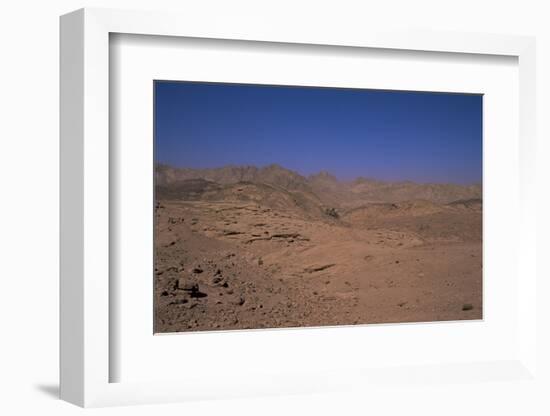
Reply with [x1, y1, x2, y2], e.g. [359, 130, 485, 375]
[155, 81, 482, 185]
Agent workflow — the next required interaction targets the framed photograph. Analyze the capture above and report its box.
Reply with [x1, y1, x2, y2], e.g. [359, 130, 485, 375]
[60, 8, 538, 408]
[153, 81, 483, 333]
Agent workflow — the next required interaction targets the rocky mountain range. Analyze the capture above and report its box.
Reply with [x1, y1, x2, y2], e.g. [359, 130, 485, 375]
[156, 163, 482, 209]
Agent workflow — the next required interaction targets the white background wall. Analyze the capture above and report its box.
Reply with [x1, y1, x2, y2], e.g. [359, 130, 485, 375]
[0, 1, 548, 415]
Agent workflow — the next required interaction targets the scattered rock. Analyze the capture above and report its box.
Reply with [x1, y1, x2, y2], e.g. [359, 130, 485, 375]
[223, 230, 243, 236]
[190, 290, 207, 298]
[272, 233, 301, 239]
[325, 207, 339, 218]
[305, 264, 336, 273]
[169, 298, 188, 305]
[177, 278, 199, 292]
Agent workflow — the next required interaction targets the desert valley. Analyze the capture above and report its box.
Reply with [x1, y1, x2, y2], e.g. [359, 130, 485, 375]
[154, 163, 482, 333]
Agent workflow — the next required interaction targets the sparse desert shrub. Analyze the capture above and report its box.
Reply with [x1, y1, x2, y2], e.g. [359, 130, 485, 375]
[325, 207, 339, 219]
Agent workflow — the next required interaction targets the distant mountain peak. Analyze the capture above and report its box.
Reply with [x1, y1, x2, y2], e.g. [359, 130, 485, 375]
[262, 163, 285, 170]
[260, 163, 301, 176]
[309, 170, 338, 181]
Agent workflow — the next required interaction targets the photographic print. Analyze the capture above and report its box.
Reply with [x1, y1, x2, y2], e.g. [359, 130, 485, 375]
[154, 81, 482, 333]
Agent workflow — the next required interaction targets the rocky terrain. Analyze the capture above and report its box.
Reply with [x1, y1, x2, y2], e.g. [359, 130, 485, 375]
[154, 164, 482, 333]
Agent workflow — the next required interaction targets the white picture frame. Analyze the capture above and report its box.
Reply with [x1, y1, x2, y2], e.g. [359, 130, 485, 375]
[60, 7, 538, 408]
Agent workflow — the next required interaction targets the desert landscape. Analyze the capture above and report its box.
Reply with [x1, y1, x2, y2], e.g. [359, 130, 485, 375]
[154, 163, 482, 333]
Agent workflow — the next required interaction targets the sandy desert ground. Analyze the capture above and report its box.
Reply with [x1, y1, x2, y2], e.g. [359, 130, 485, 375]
[154, 164, 482, 333]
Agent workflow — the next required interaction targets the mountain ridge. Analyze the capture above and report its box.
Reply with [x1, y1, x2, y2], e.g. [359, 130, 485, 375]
[156, 163, 482, 206]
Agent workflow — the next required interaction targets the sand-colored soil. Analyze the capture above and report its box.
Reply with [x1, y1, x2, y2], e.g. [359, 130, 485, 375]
[154, 195, 482, 333]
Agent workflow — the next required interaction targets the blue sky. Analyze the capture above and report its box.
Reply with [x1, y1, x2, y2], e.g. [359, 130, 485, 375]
[155, 81, 482, 184]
